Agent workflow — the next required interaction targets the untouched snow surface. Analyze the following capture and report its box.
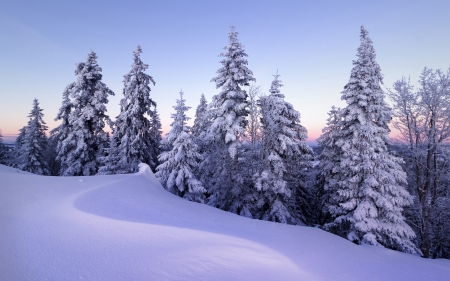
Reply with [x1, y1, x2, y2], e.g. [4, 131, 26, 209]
[0, 164, 449, 281]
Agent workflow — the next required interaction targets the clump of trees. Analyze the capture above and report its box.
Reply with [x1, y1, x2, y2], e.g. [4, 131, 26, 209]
[2, 25, 450, 259]
[388, 69, 450, 258]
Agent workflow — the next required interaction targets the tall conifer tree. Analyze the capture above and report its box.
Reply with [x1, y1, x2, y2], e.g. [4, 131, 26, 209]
[0, 129, 7, 165]
[99, 46, 155, 174]
[149, 106, 163, 171]
[191, 94, 209, 139]
[315, 106, 342, 225]
[17, 99, 49, 175]
[319, 26, 419, 254]
[115, 45, 156, 171]
[51, 85, 73, 164]
[15, 126, 27, 155]
[201, 26, 255, 216]
[156, 91, 205, 201]
[55, 51, 114, 176]
[256, 72, 313, 224]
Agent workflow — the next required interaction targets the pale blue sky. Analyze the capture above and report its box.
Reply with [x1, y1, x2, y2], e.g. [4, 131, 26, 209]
[1, 0, 450, 144]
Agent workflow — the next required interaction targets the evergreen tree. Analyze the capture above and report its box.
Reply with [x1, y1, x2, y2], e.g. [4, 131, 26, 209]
[56, 51, 114, 176]
[48, 89, 73, 175]
[255, 72, 313, 224]
[200, 26, 256, 216]
[0, 129, 7, 165]
[0, 130, 14, 166]
[149, 106, 163, 171]
[192, 94, 214, 157]
[44, 134, 60, 176]
[17, 99, 49, 175]
[191, 94, 209, 139]
[99, 46, 156, 175]
[97, 137, 128, 175]
[15, 126, 27, 152]
[319, 26, 419, 254]
[7, 125, 29, 168]
[156, 91, 205, 202]
[315, 106, 342, 225]
[51, 83, 73, 169]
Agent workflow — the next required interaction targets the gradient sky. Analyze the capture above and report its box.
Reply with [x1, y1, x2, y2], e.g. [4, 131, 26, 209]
[1, 0, 450, 144]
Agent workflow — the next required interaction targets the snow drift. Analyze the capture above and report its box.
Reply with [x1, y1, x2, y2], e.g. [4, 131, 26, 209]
[0, 164, 448, 280]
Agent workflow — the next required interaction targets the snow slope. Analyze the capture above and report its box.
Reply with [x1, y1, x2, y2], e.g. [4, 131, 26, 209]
[0, 164, 448, 281]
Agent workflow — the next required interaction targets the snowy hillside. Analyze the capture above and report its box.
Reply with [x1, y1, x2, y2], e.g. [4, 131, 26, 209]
[0, 164, 449, 281]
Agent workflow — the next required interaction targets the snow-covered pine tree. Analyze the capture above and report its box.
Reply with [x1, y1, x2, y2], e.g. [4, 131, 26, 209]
[156, 91, 205, 202]
[56, 51, 114, 176]
[315, 106, 343, 225]
[255, 72, 313, 224]
[50, 84, 74, 175]
[191, 94, 209, 139]
[0, 129, 6, 165]
[50, 81, 74, 175]
[51, 85, 73, 153]
[17, 99, 49, 175]
[200, 26, 256, 216]
[44, 133, 60, 176]
[7, 126, 29, 168]
[15, 126, 27, 151]
[320, 26, 419, 254]
[149, 106, 162, 171]
[99, 46, 156, 175]
[97, 136, 127, 175]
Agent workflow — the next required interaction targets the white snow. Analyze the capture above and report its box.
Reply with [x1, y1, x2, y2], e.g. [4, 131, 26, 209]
[0, 163, 449, 281]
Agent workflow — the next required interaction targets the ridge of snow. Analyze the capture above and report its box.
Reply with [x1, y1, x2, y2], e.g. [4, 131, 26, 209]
[0, 163, 449, 280]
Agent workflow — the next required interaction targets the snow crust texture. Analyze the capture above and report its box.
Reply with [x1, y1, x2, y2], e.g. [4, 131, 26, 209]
[0, 164, 449, 281]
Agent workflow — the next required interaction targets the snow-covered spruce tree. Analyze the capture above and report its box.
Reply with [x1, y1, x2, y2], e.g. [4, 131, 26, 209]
[98, 46, 155, 175]
[191, 94, 213, 155]
[320, 26, 419, 254]
[56, 51, 114, 176]
[44, 133, 60, 176]
[15, 126, 27, 152]
[200, 26, 256, 216]
[0, 130, 3, 158]
[191, 94, 209, 140]
[255, 72, 313, 224]
[0, 130, 14, 166]
[7, 125, 29, 168]
[0, 129, 7, 165]
[315, 106, 343, 225]
[50, 85, 74, 175]
[97, 136, 126, 175]
[156, 91, 205, 202]
[149, 106, 162, 171]
[17, 99, 49, 175]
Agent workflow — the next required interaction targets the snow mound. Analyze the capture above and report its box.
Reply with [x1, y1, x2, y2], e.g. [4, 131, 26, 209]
[0, 164, 449, 280]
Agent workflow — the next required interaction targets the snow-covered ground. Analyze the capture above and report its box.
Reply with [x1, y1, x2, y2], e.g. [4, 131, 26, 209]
[0, 164, 449, 281]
